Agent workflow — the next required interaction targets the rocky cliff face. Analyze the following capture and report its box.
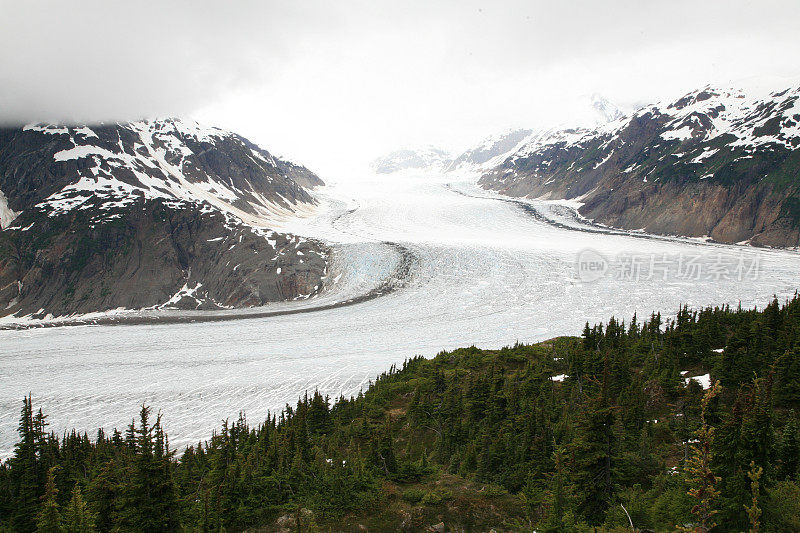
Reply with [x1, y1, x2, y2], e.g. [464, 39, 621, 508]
[0, 119, 328, 318]
[480, 84, 800, 247]
[275, 158, 325, 190]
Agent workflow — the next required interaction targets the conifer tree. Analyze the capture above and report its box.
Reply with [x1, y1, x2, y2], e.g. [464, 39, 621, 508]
[681, 380, 722, 532]
[11, 395, 42, 533]
[571, 383, 616, 524]
[113, 405, 177, 532]
[744, 461, 762, 533]
[35, 467, 60, 533]
[62, 485, 97, 533]
[85, 461, 115, 532]
[714, 377, 774, 527]
[369, 421, 397, 476]
[539, 443, 577, 532]
[778, 412, 800, 480]
[774, 346, 800, 405]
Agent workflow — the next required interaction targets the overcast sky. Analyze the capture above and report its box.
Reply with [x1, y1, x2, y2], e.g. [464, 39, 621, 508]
[2, 0, 799, 178]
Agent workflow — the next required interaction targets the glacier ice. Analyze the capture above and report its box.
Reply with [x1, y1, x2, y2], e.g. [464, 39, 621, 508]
[0, 171, 798, 458]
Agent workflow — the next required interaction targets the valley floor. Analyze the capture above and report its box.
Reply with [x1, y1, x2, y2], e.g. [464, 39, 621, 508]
[0, 171, 798, 457]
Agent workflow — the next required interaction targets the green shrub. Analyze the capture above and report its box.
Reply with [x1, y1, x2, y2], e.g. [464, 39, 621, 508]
[401, 488, 425, 504]
[421, 489, 452, 506]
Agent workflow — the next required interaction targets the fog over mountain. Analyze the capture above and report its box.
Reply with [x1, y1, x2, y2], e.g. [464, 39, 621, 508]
[2, 0, 800, 176]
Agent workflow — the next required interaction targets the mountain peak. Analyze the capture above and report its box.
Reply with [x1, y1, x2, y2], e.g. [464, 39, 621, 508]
[591, 93, 626, 123]
[445, 129, 534, 173]
[370, 146, 451, 174]
[5, 118, 325, 230]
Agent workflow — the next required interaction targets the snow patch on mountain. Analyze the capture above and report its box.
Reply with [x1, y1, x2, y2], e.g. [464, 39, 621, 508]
[25, 118, 320, 230]
[641, 84, 800, 150]
[158, 282, 208, 310]
[0, 189, 18, 229]
[22, 124, 70, 135]
[445, 129, 535, 175]
[498, 82, 800, 173]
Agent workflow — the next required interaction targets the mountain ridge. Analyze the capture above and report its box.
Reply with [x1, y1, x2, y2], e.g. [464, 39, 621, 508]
[0, 118, 329, 318]
[479, 82, 800, 247]
[370, 94, 626, 176]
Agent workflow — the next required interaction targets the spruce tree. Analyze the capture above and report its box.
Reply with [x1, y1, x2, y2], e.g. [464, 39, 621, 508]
[11, 395, 42, 533]
[35, 467, 60, 533]
[61, 485, 97, 533]
[744, 461, 763, 533]
[85, 461, 115, 532]
[680, 380, 722, 533]
[571, 384, 616, 524]
[113, 405, 177, 532]
[778, 412, 800, 480]
[540, 443, 577, 532]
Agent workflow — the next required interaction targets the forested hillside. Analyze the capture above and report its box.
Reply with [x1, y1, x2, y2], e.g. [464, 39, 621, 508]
[2, 294, 800, 532]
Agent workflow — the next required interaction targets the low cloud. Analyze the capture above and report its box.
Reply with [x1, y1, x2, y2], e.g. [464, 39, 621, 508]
[0, 1, 334, 123]
[2, 0, 799, 175]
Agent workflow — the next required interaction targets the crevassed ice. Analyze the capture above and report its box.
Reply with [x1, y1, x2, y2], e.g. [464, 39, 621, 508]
[1, 171, 798, 459]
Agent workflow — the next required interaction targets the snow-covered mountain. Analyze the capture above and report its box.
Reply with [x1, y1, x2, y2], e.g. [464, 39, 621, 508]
[372, 95, 625, 177]
[589, 93, 626, 124]
[444, 129, 534, 174]
[0, 118, 328, 318]
[480, 82, 800, 246]
[4, 119, 322, 227]
[370, 146, 452, 174]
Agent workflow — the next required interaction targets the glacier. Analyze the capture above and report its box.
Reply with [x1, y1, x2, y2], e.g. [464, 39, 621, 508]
[1, 170, 799, 458]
